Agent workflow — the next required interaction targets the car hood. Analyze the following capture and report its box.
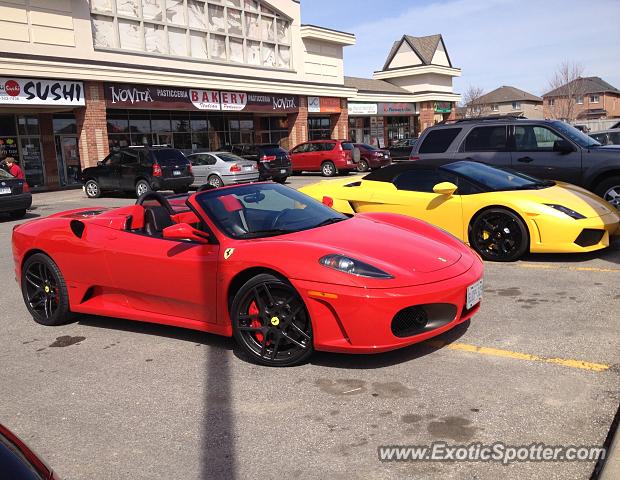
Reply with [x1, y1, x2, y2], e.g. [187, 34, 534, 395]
[264, 213, 474, 288]
[505, 183, 616, 218]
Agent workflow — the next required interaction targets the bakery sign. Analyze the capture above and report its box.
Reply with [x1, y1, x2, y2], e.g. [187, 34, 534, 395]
[106, 83, 299, 113]
[0, 78, 84, 106]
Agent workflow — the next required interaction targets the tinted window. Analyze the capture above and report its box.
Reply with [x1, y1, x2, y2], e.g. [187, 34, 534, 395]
[341, 143, 354, 151]
[463, 126, 507, 152]
[217, 153, 246, 163]
[357, 144, 378, 151]
[419, 128, 461, 154]
[444, 161, 552, 191]
[551, 121, 600, 147]
[609, 132, 620, 145]
[106, 152, 122, 165]
[394, 169, 445, 192]
[121, 150, 139, 165]
[188, 154, 208, 166]
[323, 142, 336, 151]
[258, 146, 287, 156]
[514, 126, 563, 152]
[152, 149, 189, 165]
[291, 144, 307, 154]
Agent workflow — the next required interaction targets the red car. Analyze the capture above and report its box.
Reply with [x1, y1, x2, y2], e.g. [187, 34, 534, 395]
[12, 183, 483, 367]
[0, 423, 60, 479]
[289, 140, 357, 177]
[354, 143, 392, 172]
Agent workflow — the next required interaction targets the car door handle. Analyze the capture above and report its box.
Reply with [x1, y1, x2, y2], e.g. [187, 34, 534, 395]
[517, 156, 534, 163]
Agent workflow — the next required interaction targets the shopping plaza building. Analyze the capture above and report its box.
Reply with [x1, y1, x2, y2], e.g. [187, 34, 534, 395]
[0, 0, 460, 189]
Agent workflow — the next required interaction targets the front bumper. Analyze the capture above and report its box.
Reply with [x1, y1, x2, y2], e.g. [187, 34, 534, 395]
[291, 260, 483, 353]
[528, 211, 620, 253]
[0, 193, 32, 213]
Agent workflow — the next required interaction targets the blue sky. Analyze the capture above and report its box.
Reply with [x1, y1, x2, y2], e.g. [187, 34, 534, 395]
[300, 0, 620, 97]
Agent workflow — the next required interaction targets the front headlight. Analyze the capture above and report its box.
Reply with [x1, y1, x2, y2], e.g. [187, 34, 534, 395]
[544, 204, 586, 220]
[319, 254, 393, 279]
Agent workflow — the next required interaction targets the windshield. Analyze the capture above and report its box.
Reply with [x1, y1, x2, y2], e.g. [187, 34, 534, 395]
[551, 121, 601, 148]
[0, 168, 13, 179]
[196, 183, 347, 239]
[217, 153, 248, 163]
[443, 161, 554, 191]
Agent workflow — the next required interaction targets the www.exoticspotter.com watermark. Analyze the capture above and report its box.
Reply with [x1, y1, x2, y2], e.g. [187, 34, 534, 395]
[378, 442, 606, 465]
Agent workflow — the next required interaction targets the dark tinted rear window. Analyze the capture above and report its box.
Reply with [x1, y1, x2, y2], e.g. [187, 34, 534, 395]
[341, 142, 354, 150]
[323, 142, 336, 151]
[357, 144, 378, 150]
[463, 126, 507, 152]
[152, 149, 189, 165]
[258, 146, 288, 155]
[419, 128, 461, 154]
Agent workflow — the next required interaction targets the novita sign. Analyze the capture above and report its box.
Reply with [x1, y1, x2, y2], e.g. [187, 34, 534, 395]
[0, 78, 85, 106]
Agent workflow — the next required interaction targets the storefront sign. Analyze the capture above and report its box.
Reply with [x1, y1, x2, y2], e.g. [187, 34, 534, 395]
[308, 96, 341, 113]
[189, 89, 221, 110]
[348, 103, 378, 116]
[0, 78, 84, 106]
[378, 103, 416, 115]
[106, 83, 299, 113]
[435, 101, 452, 113]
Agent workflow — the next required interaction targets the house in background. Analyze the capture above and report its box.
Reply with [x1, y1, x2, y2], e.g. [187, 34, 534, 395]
[469, 86, 543, 119]
[543, 77, 620, 121]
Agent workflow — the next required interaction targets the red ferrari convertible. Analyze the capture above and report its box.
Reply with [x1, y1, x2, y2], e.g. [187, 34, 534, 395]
[12, 183, 483, 366]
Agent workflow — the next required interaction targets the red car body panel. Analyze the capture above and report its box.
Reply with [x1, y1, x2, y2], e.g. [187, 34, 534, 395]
[0, 423, 59, 479]
[12, 186, 483, 354]
[355, 144, 392, 169]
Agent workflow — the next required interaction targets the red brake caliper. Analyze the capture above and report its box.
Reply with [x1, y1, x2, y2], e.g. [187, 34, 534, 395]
[249, 301, 266, 344]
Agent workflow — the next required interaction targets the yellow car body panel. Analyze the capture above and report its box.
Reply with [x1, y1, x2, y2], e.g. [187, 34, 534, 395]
[300, 178, 620, 254]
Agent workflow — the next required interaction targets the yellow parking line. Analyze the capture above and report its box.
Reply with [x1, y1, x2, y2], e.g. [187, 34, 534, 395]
[427, 341, 611, 372]
[518, 263, 620, 273]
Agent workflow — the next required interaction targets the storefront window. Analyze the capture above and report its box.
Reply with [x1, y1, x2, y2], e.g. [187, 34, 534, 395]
[308, 117, 331, 140]
[20, 137, 45, 187]
[17, 116, 40, 136]
[90, 0, 292, 69]
[386, 116, 412, 145]
[53, 115, 77, 134]
[0, 115, 17, 137]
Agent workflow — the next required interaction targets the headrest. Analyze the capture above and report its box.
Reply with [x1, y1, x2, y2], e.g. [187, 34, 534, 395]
[219, 195, 243, 212]
[144, 206, 174, 233]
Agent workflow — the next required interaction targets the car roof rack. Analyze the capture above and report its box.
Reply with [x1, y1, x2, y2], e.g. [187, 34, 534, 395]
[440, 115, 528, 125]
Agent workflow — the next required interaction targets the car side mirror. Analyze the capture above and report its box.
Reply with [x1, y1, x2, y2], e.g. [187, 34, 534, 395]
[433, 182, 458, 196]
[553, 140, 574, 154]
[163, 223, 210, 244]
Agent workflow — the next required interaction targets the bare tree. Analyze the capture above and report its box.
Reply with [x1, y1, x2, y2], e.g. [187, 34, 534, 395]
[546, 61, 586, 121]
[461, 85, 488, 118]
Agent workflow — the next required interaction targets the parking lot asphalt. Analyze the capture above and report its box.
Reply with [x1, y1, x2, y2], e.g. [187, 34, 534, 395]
[0, 174, 619, 480]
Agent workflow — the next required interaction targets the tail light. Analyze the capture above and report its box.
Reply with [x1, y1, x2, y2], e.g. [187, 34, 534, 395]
[152, 164, 163, 177]
[322, 196, 334, 208]
[188, 163, 193, 175]
[260, 155, 277, 163]
[230, 164, 242, 172]
[409, 155, 420, 161]
[22, 182, 30, 192]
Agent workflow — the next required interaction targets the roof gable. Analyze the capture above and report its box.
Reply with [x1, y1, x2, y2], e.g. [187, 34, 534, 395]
[544, 76, 620, 97]
[382, 34, 452, 71]
[477, 86, 543, 104]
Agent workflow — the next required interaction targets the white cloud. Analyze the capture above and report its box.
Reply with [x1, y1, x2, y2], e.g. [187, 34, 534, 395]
[343, 0, 620, 95]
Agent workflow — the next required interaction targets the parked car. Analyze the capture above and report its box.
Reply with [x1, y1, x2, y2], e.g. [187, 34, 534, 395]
[353, 143, 392, 172]
[0, 168, 31, 219]
[82, 146, 193, 198]
[223, 144, 291, 183]
[388, 138, 418, 161]
[410, 116, 620, 209]
[0, 423, 60, 479]
[590, 128, 620, 146]
[187, 152, 259, 188]
[289, 140, 359, 177]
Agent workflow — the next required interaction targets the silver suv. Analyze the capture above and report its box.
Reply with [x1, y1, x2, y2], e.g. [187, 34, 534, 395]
[410, 116, 620, 208]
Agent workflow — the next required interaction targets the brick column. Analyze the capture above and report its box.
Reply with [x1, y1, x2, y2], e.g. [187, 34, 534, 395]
[38, 113, 60, 188]
[288, 96, 308, 147]
[75, 81, 109, 169]
[330, 98, 349, 139]
[419, 102, 435, 133]
[448, 103, 457, 121]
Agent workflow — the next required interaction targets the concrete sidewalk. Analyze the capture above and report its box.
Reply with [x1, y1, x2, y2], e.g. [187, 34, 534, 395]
[601, 419, 619, 480]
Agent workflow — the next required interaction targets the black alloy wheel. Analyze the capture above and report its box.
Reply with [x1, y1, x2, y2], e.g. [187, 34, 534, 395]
[469, 208, 529, 262]
[21, 253, 72, 326]
[231, 274, 313, 367]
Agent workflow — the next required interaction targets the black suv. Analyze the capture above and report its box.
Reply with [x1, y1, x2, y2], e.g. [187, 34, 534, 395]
[411, 116, 620, 208]
[224, 144, 292, 183]
[82, 147, 193, 198]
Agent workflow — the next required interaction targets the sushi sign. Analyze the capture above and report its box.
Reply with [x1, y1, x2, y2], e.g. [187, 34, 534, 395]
[0, 78, 85, 106]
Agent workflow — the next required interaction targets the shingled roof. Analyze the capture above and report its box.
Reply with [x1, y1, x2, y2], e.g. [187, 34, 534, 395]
[476, 86, 542, 105]
[544, 77, 620, 97]
[344, 76, 410, 95]
[382, 34, 451, 71]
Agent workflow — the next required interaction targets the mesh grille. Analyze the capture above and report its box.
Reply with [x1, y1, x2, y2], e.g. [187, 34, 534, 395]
[391, 306, 429, 338]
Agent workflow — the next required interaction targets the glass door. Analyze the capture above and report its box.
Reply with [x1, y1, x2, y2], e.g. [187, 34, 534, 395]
[56, 136, 81, 186]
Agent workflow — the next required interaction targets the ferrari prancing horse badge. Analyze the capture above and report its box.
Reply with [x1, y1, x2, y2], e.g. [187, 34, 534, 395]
[224, 248, 235, 260]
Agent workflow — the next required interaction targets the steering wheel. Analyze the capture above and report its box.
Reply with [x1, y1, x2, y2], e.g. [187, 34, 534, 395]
[136, 191, 174, 214]
[270, 208, 294, 229]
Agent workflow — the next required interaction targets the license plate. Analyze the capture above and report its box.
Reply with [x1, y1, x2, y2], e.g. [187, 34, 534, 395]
[243, 165, 253, 171]
[0, 187, 11, 195]
[280, 169, 286, 174]
[466, 278, 484, 310]
[173, 170, 181, 176]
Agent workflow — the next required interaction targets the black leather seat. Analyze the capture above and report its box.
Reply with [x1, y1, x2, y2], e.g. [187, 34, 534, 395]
[143, 206, 174, 237]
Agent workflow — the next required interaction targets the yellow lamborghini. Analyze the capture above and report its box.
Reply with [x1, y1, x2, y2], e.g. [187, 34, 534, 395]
[299, 160, 620, 261]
